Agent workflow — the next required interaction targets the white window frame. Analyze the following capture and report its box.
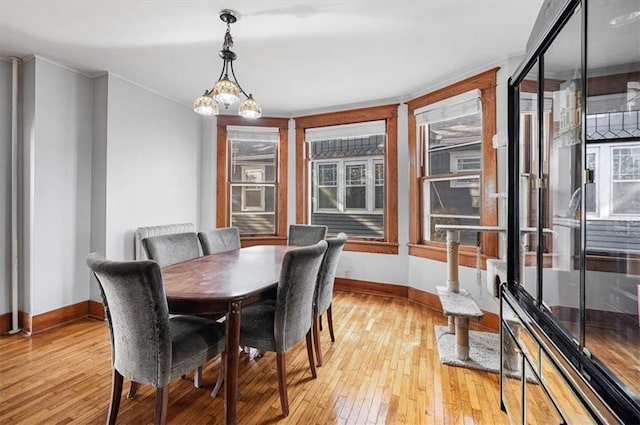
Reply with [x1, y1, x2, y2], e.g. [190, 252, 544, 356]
[374, 159, 384, 212]
[316, 162, 339, 212]
[241, 165, 265, 212]
[312, 157, 382, 214]
[587, 142, 640, 220]
[449, 150, 482, 188]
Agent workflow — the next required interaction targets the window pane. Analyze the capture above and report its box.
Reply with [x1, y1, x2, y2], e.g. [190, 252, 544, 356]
[230, 140, 276, 183]
[230, 184, 275, 234]
[429, 113, 482, 149]
[375, 162, 384, 184]
[346, 186, 366, 209]
[542, 6, 582, 341]
[375, 162, 384, 209]
[426, 178, 481, 216]
[319, 187, 338, 210]
[308, 125, 386, 239]
[346, 164, 366, 185]
[585, 150, 597, 214]
[422, 108, 483, 247]
[375, 186, 384, 210]
[518, 63, 541, 300]
[423, 178, 480, 245]
[612, 182, 640, 214]
[318, 163, 337, 185]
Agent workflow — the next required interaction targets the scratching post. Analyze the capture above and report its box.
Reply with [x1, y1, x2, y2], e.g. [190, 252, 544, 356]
[455, 317, 470, 360]
[446, 230, 459, 333]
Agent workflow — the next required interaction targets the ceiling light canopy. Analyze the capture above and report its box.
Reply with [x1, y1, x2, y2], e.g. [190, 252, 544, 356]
[193, 10, 261, 119]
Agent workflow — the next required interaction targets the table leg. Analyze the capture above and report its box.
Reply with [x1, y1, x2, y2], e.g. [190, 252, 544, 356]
[225, 301, 241, 425]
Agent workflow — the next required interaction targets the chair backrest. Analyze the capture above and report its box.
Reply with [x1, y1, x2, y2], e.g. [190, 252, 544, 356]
[86, 253, 172, 388]
[198, 227, 240, 255]
[274, 240, 327, 352]
[288, 224, 327, 246]
[314, 232, 348, 317]
[142, 232, 201, 267]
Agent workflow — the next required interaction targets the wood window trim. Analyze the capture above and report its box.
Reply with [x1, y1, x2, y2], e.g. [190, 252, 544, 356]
[216, 115, 289, 244]
[407, 68, 499, 265]
[295, 104, 399, 254]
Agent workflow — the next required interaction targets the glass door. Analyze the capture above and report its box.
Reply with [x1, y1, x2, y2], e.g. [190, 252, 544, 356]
[584, 0, 640, 400]
[541, 7, 583, 340]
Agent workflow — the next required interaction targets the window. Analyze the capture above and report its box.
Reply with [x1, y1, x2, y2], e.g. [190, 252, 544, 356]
[216, 116, 289, 243]
[407, 69, 498, 265]
[295, 105, 399, 253]
[586, 143, 640, 219]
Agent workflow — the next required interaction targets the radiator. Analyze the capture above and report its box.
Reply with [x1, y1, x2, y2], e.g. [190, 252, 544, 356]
[134, 223, 194, 260]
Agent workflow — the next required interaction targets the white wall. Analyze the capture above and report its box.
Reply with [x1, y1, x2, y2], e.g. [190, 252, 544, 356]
[26, 57, 94, 315]
[332, 63, 514, 315]
[198, 117, 216, 232]
[103, 75, 201, 262]
[0, 60, 11, 315]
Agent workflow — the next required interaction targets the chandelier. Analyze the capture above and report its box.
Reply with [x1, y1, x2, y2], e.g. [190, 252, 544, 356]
[193, 10, 262, 119]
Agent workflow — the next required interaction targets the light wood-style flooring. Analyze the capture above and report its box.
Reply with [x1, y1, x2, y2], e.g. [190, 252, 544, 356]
[1, 292, 511, 424]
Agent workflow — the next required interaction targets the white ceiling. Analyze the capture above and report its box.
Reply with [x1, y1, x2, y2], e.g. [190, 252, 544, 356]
[0, 0, 544, 117]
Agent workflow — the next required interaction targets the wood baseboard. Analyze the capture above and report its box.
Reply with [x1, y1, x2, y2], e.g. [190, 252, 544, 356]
[88, 300, 105, 320]
[335, 278, 408, 298]
[0, 312, 11, 333]
[16, 301, 99, 335]
[337, 278, 499, 332]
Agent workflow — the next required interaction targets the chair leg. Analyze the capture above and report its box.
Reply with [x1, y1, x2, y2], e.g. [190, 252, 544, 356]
[211, 353, 225, 398]
[312, 316, 323, 367]
[194, 365, 203, 388]
[107, 369, 124, 425]
[127, 381, 139, 399]
[154, 386, 169, 425]
[327, 304, 335, 342]
[305, 330, 317, 378]
[276, 353, 289, 416]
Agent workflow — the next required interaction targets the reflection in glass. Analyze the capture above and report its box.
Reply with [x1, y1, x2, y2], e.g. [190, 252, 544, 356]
[585, 0, 640, 401]
[542, 8, 583, 340]
[519, 63, 541, 299]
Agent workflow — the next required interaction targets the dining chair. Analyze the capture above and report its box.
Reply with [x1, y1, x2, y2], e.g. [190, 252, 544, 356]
[141, 231, 213, 389]
[287, 224, 327, 246]
[141, 232, 201, 267]
[312, 232, 348, 367]
[198, 227, 240, 255]
[239, 240, 328, 416]
[86, 253, 226, 425]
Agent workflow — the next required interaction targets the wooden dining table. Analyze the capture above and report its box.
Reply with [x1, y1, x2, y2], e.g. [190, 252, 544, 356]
[161, 244, 294, 425]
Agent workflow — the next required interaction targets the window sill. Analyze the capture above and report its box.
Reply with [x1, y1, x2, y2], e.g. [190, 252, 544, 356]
[345, 240, 398, 254]
[408, 243, 494, 269]
[240, 236, 287, 247]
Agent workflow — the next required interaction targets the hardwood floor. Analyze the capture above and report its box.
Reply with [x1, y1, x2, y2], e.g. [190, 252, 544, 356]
[0, 292, 512, 424]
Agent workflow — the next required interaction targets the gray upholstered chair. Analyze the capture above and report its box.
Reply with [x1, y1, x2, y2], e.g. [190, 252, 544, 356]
[141, 232, 201, 267]
[287, 224, 327, 246]
[86, 253, 225, 425]
[239, 240, 327, 416]
[198, 227, 240, 255]
[141, 231, 213, 389]
[312, 232, 348, 366]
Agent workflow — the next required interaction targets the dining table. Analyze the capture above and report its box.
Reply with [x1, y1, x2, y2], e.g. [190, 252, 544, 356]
[161, 244, 294, 425]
